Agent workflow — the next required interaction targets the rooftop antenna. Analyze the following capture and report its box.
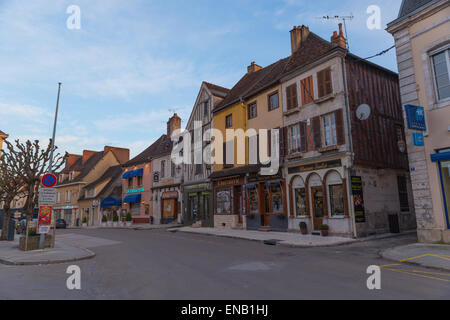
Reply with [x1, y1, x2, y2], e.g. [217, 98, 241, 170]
[318, 14, 354, 50]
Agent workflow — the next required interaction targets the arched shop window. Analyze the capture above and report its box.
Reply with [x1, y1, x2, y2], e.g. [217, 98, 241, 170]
[216, 190, 231, 215]
[247, 186, 259, 214]
[292, 176, 306, 217]
[326, 170, 345, 217]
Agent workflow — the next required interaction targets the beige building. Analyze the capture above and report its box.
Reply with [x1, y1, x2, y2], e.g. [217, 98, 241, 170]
[54, 146, 129, 226]
[387, 0, 450, 243]
[0, 130, 8, 154]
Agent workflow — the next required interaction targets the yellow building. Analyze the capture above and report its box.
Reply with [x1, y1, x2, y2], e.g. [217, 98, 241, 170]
[211, 60, 288, 230]
[0, 130, 8, 154]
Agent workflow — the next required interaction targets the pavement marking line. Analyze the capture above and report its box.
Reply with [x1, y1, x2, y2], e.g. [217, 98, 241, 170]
[379, 264, 401, 268]
[410, 270, 450, 277]
[400, 253, 450, 263]
[383, 267, 450, 283]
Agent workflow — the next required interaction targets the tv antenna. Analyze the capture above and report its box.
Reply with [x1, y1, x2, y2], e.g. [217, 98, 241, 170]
[318, 14, 354, 50]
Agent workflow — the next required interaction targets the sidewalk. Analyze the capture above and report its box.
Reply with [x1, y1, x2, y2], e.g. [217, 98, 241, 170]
[171, 227, 357, 247]
[69, 223, 183, 231]
[381, 243, 450, 271]
[0, 238, 95, 266]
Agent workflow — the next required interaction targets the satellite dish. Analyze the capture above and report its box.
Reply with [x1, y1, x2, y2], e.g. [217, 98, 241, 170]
[356, 104, 371, 120]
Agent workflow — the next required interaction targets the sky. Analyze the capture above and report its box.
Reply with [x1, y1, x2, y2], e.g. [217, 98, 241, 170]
[0, 0, 403, 158]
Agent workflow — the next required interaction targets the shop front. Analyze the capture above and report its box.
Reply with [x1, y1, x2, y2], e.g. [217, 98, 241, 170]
[100, 197, 122, 223]
[183, 182, 213, 227]
[212, 176, 245, 229]
[123, 193, 143, 222]
[244, 171, 288, 232]
[161, 191, 179, 224]
[431, 149, 450, 230]
[286, 158, 351, 236]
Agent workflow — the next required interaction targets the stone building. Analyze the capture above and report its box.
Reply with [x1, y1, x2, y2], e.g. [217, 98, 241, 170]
[387, 0, 450, 243]
[0, 130, 8, 155]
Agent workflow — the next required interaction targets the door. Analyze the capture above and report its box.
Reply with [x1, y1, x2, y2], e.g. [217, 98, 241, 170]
[234, 186, 243, 223]
[311, 186, 324, 230]
[163, 199, 176, 222]
[202, 193, 213, 227]
[263, 188, 270, 226]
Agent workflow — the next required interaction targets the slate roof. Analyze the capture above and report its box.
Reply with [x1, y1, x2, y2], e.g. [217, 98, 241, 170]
[78, 165, 122, 201]
[213, 32, 336, 113]
[204, 81, 230, 98]
[125, 134, 173, 167]
[397, 0, 438, 19]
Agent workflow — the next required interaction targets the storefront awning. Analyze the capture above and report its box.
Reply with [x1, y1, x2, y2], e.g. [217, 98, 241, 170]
[431, 152, 450, 162]
[265, 181, 281, 187]
[122, 171, 133, 179]
[101, 197, 122, 208]
[123, 194, 142, 204]
[123, 169, 144, 179]
[244, 184, 256, 189]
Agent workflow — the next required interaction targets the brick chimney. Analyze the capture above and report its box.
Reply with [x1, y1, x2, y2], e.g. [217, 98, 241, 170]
[104, 146, 130, 164]
[247, 62, 262, 74]
[290, 25, 310, 54]
[167, 113, 181, 137]
[82, 150, 96, 164]
[331, 23, 347, 49]
[66, 154, 82, 169]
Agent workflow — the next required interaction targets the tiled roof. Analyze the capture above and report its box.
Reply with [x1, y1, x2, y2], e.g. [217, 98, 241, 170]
[204, 81, 230, 97]
[397, 0, 437, 19]
[0, 130, 7, 136]
[79, 165, 122, 200]
[213, 32, 335, 113]
[125, 134, 173, 167]
[71, 151, 104, 182]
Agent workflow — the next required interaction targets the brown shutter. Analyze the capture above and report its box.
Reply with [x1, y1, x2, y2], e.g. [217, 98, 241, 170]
[301, 76, 314, 105]
[268, 129, 272, 157]
[335, 109, 345, 145]
[286, 84, 298, 110]
[279, 127, 287, 156]
[223, 142, 226, 166]
[300, 122, 307, 153]
[312, 116, 322, 150]
[292, 85, 298, 109]
[286, 86, 292, 110]
[317, 70, 325, 98]
[325, 68, 332, 96]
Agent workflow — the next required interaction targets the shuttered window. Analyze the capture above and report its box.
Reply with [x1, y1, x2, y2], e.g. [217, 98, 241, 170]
[286, 83, 298, 110]
[300, 76, 314, 105]
[317, 68, 333, 98]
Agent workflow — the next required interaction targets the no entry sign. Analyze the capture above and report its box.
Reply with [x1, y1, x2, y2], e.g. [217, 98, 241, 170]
[41, 173, 57, 188]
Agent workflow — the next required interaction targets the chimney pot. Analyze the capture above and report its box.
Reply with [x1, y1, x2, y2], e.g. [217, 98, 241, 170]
[290, 25, 310, 54]
[247, 62, 262, 74]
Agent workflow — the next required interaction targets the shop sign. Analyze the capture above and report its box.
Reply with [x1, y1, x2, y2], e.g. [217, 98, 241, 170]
[412, 133, 424, 146]
[162, 191, 178, 200]
[405, 105, 426, 131]
[216, 178, 240, 187]
[247, 171, 282, 183]
[351, 176, 366, 223]
[38, 206, 52, 226]
[288, 159, 342, 174]
[126, 188, 145, 194]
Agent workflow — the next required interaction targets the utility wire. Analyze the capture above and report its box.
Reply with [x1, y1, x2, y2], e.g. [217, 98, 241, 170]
[358, 45, 396, 61]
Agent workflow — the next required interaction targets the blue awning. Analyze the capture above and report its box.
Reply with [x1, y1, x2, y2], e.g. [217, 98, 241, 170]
[265, 181, 281, 187]
[431, 152, 450, 163]
[245, 184, 256, 189]
[122, 171, 133, 179]
[131, 168, 144, 177]
[123, 194, 142, 204]
[101, 197, 122, 208]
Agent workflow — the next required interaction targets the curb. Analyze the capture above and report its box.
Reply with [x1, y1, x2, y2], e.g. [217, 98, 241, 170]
[0, 248, 96, 266]
[380, 246, 450, 272]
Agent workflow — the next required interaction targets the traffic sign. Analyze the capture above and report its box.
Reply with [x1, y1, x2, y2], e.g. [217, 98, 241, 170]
[41, 173, 57, 188]
[38, 225, 51, 234]
[39, 188, 57, 205]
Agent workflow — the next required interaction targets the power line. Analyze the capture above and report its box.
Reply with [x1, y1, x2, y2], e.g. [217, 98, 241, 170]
[359, 45, 396, 61]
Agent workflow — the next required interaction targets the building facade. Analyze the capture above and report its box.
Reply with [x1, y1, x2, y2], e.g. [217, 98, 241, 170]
[182, 82, 229, 227]
[0, 130, 8, 155]
[387, 0, 450, 243]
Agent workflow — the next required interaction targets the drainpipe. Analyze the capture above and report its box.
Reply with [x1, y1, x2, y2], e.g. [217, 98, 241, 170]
[341, 54, 358, 239]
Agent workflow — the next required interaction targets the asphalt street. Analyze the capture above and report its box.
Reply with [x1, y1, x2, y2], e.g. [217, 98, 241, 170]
[0, 228, 448, 299]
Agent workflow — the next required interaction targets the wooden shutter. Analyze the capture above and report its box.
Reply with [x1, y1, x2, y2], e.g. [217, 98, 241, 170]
[301, 76, 314, 105]
[268, 129, 272, 157]
[223, 142, 227, 166]
[335, 109, 345, 145]
[317, 68, 332, 98]
[279, 127, 287, 156]
[312, 116, 322, 150]
[324, 68, 332, 96]
[300, 122, 307, 153]
[317, 70, 325, 98]
[286, 84, 298, 110]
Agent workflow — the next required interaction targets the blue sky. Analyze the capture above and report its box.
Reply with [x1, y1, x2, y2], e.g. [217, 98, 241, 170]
[0, 0, 402, 158]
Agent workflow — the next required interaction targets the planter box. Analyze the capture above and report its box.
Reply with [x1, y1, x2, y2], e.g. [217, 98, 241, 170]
[269, 215, 288, 232]
[246, 214, 262, 231]
[101, 222, 107, 227]
[19, 235, 52, 251]
[126, 221, 132, 227]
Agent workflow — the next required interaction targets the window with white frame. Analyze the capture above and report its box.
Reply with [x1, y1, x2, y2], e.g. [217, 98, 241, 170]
[323, 113, 337, 146]
[290, 124, 301, 153]
[431, 47, 450, 101]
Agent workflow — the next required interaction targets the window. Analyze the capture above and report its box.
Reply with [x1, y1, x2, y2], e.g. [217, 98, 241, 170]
[300, 75, 314, 105]
[247, 102, 257, 119]
[248, 188, 259, 214]
[66, 190, 71, 203]
[137, 175, 143, 186]
[225, 114, 232, 128]
[57, 192, 61, 203]
[128, 178, 133, 188]
[204, 101, 209, 116]
[323, 113, 337, 146]
[317, 68, 333, 98]
[271, 184, 283, 213]
[431, 48, 450, 100]
[171, 162, 175, 177]
[286, 83, 298, 110]
[161, 160, 165, 178]
[216, 190, 231, 214]
[329, 184, 345, 216]
[290, 124, 301, 153]
[397, 176, 410, 212]
[268, 92, 279, 111]
[195, 164, 202, 175]
[294, 188, 306, 216]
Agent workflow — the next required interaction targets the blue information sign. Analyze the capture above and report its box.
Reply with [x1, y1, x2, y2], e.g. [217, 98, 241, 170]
[405, 105, 426, 131]
[412, 133, 424, 146]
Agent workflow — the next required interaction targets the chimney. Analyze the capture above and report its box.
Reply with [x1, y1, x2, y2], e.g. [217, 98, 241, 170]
[82, 150, 96, 164]
[167, 113, 181, 137]
[247, 61, 262, 74]
[331, 23, 347, 49]
[104, 146, 130, 164]
[66, 154, 81, 169]
[290, 25, 310, 54]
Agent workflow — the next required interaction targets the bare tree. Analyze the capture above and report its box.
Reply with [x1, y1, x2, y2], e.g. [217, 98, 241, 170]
[4, 139, 67, 224]
[0, 142, 25, 240]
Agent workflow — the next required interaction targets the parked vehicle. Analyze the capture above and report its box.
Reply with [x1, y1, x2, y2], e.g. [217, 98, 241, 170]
[55, 219, 67, 229]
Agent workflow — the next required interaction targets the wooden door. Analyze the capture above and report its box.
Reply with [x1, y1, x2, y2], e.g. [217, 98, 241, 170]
[163, 199, 176, 219]
[311, 187, 324, 230]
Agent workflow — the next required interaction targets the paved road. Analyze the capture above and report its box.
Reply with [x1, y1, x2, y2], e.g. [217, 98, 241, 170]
[0, 228, 448, 299]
